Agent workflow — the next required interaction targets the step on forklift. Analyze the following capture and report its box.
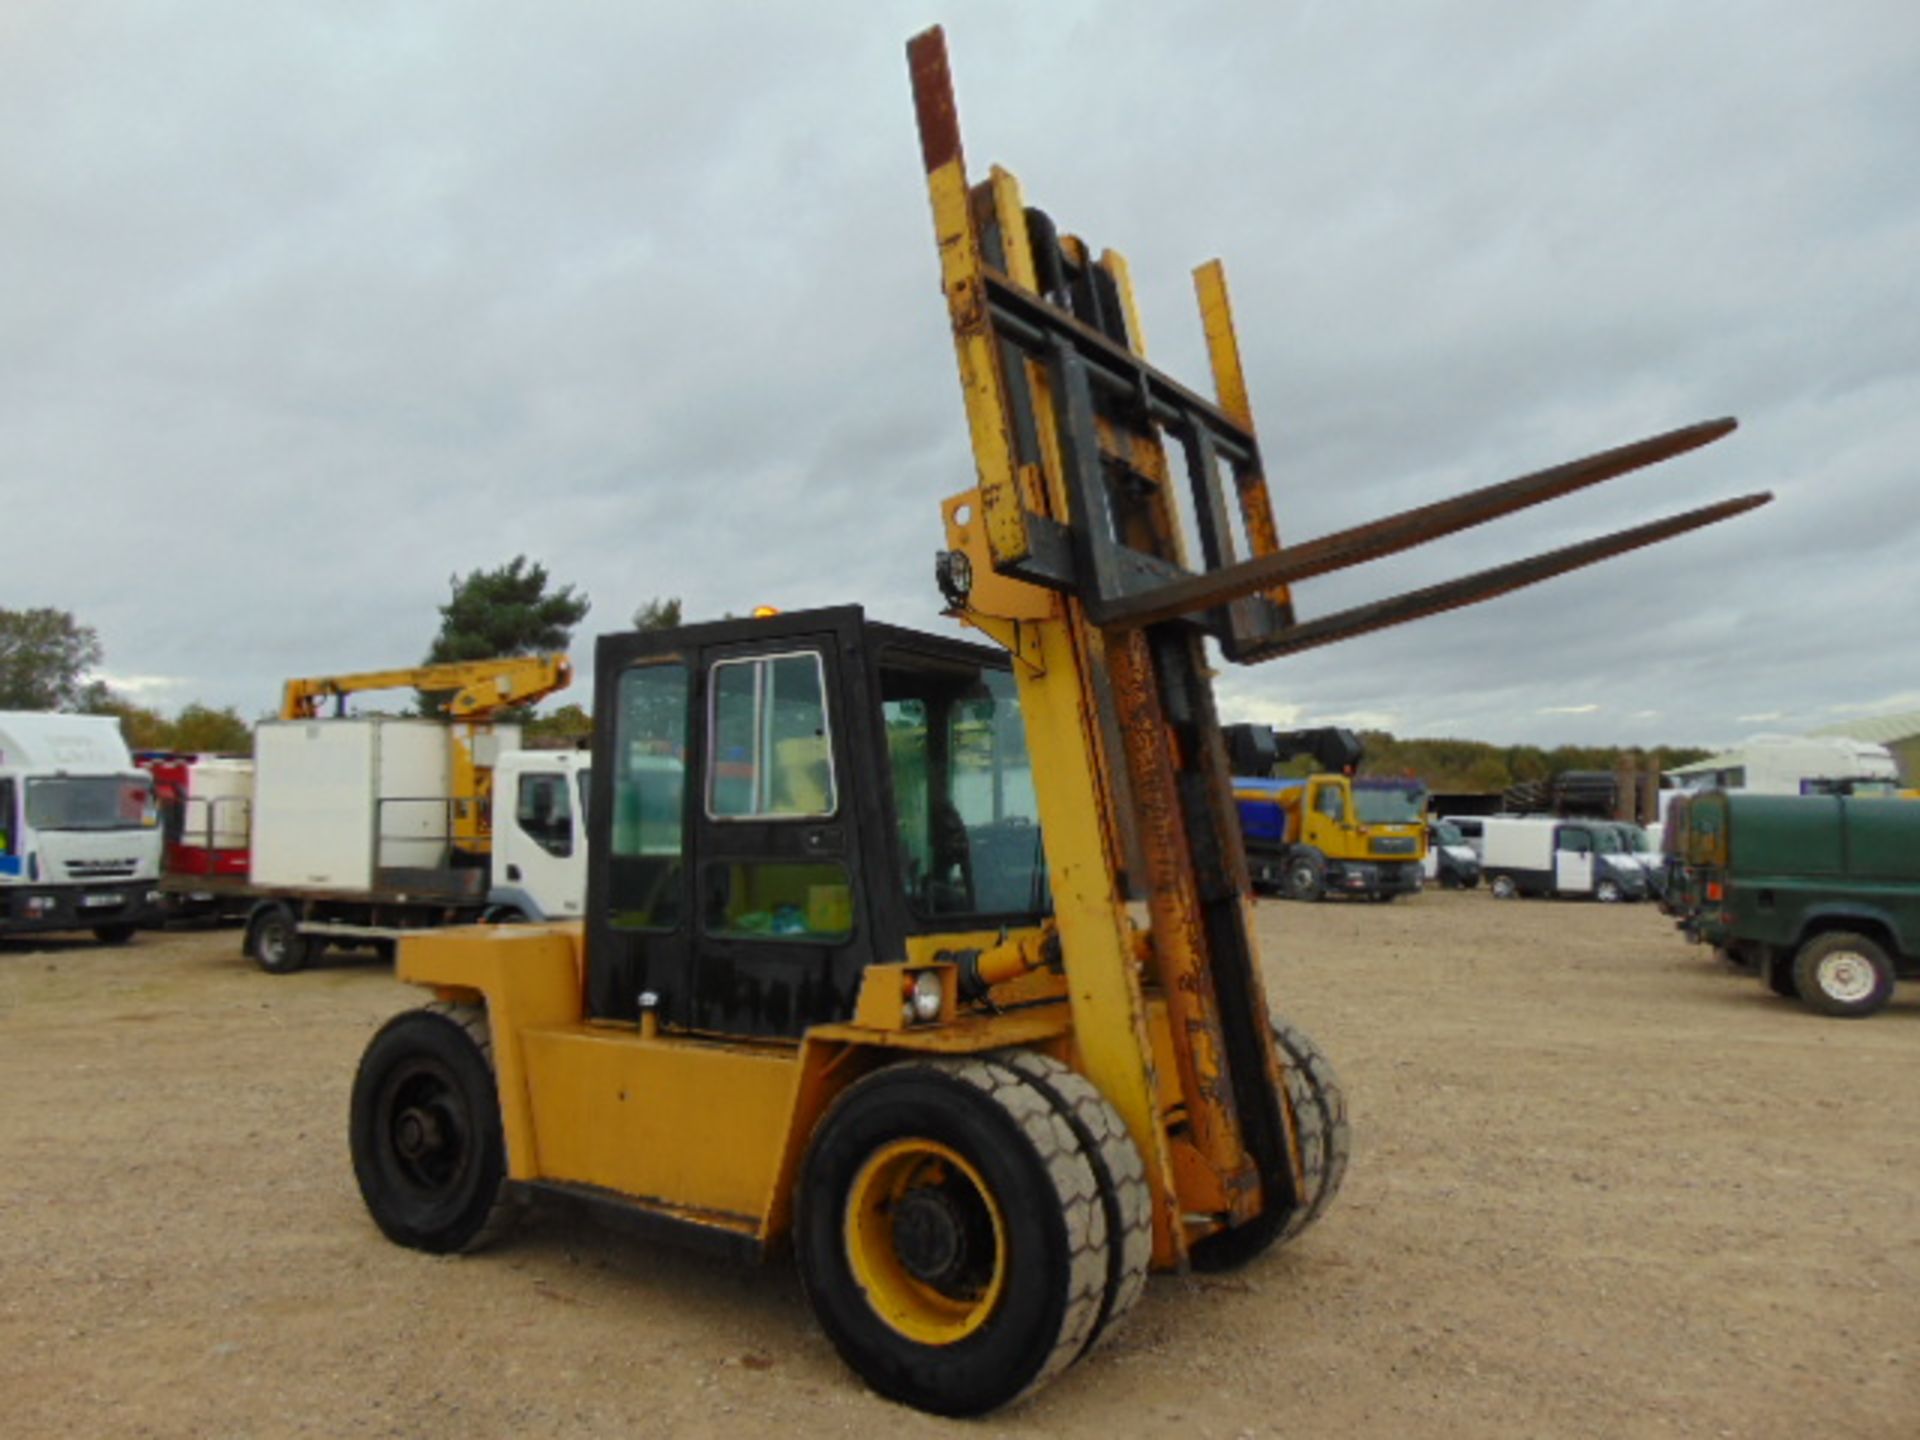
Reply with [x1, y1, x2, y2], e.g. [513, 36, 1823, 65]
[347, 26, 1768, 1416]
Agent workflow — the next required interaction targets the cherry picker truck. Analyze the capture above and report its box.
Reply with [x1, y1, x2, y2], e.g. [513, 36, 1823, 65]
[345, 26, 1769, 1416]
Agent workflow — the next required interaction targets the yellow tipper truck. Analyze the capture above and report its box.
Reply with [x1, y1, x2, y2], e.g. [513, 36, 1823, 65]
[343, 26, 1768, 1415]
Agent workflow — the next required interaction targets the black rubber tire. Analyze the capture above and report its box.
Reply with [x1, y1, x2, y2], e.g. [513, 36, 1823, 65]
[1187, 1017, 1349, 1271]
[349, 1002, 519, 1254]
[988, 1050, 1152, 1356]
[91, 923, 137, 945]
[1791, 931, 1895, 1019]
[1489, 874, 1519, 900]
[794, 1056, 1115, 1416]
[248, 905, 308, 975]
[1283, 854, 1325, 903]
[1765, 956, 1799, 998]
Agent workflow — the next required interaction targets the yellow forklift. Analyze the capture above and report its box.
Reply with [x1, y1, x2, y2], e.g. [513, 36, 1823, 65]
[346, 28, 1767, 1415]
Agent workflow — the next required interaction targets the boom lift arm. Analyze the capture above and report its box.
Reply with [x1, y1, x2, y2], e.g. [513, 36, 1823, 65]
[279, 654, 572, 854]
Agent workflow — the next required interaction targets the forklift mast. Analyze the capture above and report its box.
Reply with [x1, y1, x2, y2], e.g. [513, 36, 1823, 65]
[908, 25, 1768, 1264]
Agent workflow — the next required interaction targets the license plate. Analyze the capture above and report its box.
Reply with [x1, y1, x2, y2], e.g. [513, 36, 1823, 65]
[80, 894, 122, 909]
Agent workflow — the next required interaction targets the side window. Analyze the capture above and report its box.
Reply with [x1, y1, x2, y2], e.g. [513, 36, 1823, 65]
[1559, 828, 1592, 854]
[610, 664, 688, 932]
[0, 777, 13, 855]
[515, 772, 574, 858]
[707, 652, 836, 819]
[1314, 783, 1345, 822]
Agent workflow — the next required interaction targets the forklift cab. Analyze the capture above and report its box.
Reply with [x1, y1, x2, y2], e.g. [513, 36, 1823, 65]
[585, 605, 1050, 1039]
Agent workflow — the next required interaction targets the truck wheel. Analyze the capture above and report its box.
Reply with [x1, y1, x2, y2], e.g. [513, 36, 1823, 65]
[91, 924, 137, 945]
[1791, 932, 1895, 1019]
[1595, 879, 1623, 904]
[794, 1056, 1116, 1416]
[247, 905, 309, 975]
[1765, 957, 1799, 998]
[349, 1002, 519, 1254]
[1188, 1017, 1349, 1271]
[1284, 855, 1324, 903]
[1489, 874, 1519, 900]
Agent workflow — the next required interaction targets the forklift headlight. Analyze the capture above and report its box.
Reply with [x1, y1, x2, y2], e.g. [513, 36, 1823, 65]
[908, 970, 944, 1023]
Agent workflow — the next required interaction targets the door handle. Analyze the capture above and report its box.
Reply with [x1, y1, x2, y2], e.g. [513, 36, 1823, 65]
[506, 863, 522, 881]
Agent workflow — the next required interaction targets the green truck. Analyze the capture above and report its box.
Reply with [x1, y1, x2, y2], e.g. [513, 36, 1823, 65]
[1680, 791, 1919, 1018]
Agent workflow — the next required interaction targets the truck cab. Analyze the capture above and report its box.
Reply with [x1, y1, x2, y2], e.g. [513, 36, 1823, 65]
[488, 749, 591, 923]
[0, 712, 162, 942]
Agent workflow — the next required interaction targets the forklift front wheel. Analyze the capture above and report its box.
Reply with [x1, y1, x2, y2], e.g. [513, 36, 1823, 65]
[795, 1057, 1117, 1417]
[1188, 1016, 1349, 1271]
[349, 1003, 519, 1254]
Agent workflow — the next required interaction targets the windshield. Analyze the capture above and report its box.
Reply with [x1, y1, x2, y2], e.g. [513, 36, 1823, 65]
[1433, 821, 1464, 846]
[1352, 783, 1425, 825]
[1619, 825, 1650, 853]
[881, 654, 1047, 920]
[1590, 826, 1624, 855]
[26, 775, 157, 832]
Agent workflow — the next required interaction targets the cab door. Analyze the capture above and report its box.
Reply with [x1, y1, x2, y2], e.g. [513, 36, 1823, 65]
[690, 640, 864, 1038]
[1554, 825, 1596, 895]
[499, 758, 585, 918]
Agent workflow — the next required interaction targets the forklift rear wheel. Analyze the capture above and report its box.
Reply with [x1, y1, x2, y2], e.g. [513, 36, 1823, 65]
[349, 1002, 519, 1254]
[91, 923, 137, 945]
[794, 1056, 1123, 1416]
[248, 906, 309, 974]
[1284, 856, 1324, 903]
[1791, 931, 1894, 1019]
[1188, 1017, 1349, 1271]
[1489, 875, 1519, 900]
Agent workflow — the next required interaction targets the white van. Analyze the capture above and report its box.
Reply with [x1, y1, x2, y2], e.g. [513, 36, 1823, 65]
[1480, 815, 1648, 903]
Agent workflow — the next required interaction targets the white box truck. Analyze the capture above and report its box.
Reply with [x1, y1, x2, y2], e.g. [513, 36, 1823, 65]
[234, 719, 586, 972]
[1480, 815, 1650, 903]
[0, 712, 162, 943]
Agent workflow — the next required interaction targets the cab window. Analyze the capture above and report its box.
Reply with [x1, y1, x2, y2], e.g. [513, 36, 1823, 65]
[1314, 783, 1346, 822]
[707, 653, 836, 819]
[610, 663, 688, 932]
[515, 772, 574, 858]
[1559, 827, 1593, 854]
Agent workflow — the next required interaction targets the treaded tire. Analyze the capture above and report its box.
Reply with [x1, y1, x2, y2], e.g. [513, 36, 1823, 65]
[349, 1002, 520, 1254]
[1188, 1016, 1349, 1271]
[793, 1056, 1114, 1416]
[1791, 931, 1895, 1019]
[1284, 855, 1325, 903]
[248, 905, 308, 975]
[988, 1050, 1151, 1355]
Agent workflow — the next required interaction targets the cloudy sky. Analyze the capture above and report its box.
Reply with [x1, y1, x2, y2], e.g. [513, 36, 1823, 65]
[5, 1, 1915, 748]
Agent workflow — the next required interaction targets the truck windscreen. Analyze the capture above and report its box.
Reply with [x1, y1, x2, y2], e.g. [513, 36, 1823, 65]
[1353, 785, 1424, 825]
[25, 776, 156, 832]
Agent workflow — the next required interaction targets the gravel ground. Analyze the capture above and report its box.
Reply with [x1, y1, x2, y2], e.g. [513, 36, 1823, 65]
[1, 892, 1915, 1439]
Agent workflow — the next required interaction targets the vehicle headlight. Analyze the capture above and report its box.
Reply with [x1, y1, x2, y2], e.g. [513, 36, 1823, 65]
[908, 970, 945, 1023]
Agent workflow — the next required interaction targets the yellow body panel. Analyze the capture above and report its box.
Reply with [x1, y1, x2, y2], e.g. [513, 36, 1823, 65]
[520, 1026, 797, 1227]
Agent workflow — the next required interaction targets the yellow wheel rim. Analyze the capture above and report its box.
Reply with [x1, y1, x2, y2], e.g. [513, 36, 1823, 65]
[843, 1138, 1008, 1345]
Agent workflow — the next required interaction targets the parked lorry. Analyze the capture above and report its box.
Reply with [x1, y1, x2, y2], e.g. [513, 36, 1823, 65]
[1225, 724, 1426, 900]
[0, 712, 161, 943]
[1680, 791, 1918, 1016]
[196, 656, 584, 972]
[1480, 815, 1650, 902]
[339, 26, 1767, 1416]
[1667, 733, 1899, 797]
